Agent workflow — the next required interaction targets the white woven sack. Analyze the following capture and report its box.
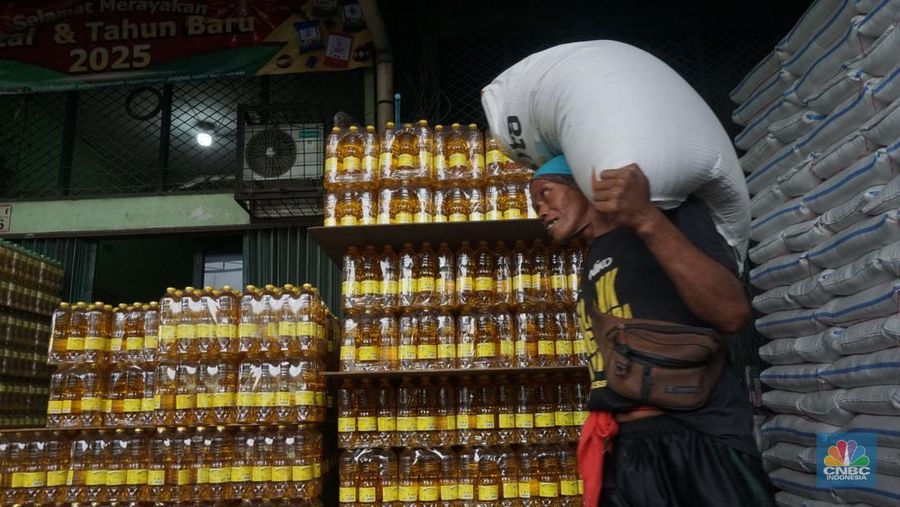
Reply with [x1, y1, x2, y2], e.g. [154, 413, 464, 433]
[797, 86, 883, 156]
[784, 218, 834, 252]
[810, 132, 876, 180]
[769, 468, 842, 503]
[858, 0, 900, 37]
[787, 269, 834, 307]
[750, 231, 790, 265]
[738, 101, 806, 158]
[861, 97, 900, 145]
[800, 389, 856, 425]
[800, 444, 900, 479]
[803, 149, 895, 214]
[753, 285, 800, 314]
[751, 198, 819, 242]
[820, 241, 900, 296]
[873, 63, 900, 103]
[771, 111, 827, 144]
[859, 23, 900, 76]
[838, 385, 900, 415]
[482, 41, 751, 264]
[748, 145, 807, 196]
[757, 308, 826, 339]
[780, 158, 825, 198]
[808, 210, 900, 268]
[774, 491, 866, 507]
[807, 69, 873, 114]
[763, 442, 813, 473]
[730, 51, 780, 104]
[751, 252, 823, 290]
[796, 328, 845, 362]
[857, 0, 886, 14]
[821, 346, 900, 387]
[741, 134, 788, 174]
[793, 20, 873, 100]
[816, 278, 900, 325]
[763, 389, 804, 414]
[734, 71, 799, 130]
[760, 363, 833, 392]
[838, 474, 900, 507]
[863, 165, 900, 215]
[779, 0, 859, 56]
[844, 413, 900, 446]
[760, 338, 805, 365]
[820, 186, 884, 233]
[751, 183, 791, 219]
[760, 414, 842, 447]
[828, 314, 900, 355]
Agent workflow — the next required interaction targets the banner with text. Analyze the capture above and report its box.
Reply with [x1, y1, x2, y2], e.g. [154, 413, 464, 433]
[0, 0, 374, 93]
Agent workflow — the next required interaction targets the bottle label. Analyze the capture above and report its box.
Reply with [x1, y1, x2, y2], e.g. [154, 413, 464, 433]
[342, 281, 357, 296]
[441, 483, 458, 500]
[475, 413, 495, 429]
[325, 157, 338, 176]
[251, 466, 271, 482]
[458, 484, 475, 500]
[504, 208, 522, 220]
[84, 336, 106, 351]
[278, 321, 296, 337]
[498, 278, 512, 294]
[538, 340, 555, 356]
[292, 465, 312, 481]
[438, 343, 456, 359]
[231, 466, 251, 482]
[295, 390, 316, 407]
[416, 415, 437, 431]
[210, 392, 233, 408]
[398, 344, 416, 360]
[456, 414, 474, 430]
[175, 469, 191, 485]
[475, 342, 495, 358]
[396, 416, 416, 431]
[104, 398, 113, 413]
[486, 149, 503, 165]
[46, 470, 68, 487]
[457, 342, 475, 358]
[515, 413, 534, 428]
[416, 276, 435, 292]
[573, 339, 587, 356]
[159, 324, 177, 340]
[122, 398, 142, 413]
[382, 484, 398, 502]
[176, 324, 196, 340]
[216, 323, 237, 339]
[417, 343, 437, 359]
[398, 485, 417, 502]
[394, 212, 412, 224]
[561, 479, 579, 496]
[540, 481, 559, 498]
[513, 274, 531, 290]
[195, 467, 210, 484]
[499, 413, 515, 429]
[503, 481, 519, 498]
[535, 412, 555, 428]
[438, 414, 456, 430]
[195, 393, 212, 408]
[85, 469, 107, 486]
[255, 392, 275, 408]
[339, 486, 357, 503]
[266, 321, 279, 338]
[473, 154, 485, 170]
[15, 471, 45, 488]
[377, 415, 396, 432]
[276, 391, 293, 407]
[122, 335, 143, 350]
[196, 323, 215, 337]
[80, 396, 102, 412]
[147, 469, 166, 485]
[555, 411, 574, 427]
[175, 394, 195, 409]
[519, 481, 533, 498]
[65, 336, 85, 351]
[360, 279, 379, 295]
[106, 470, 126, 486]
[358, 345, 379, 361]
[448, 152, 468, 168]
[47, 400, 62, 414]
[414, 211, 430, 223]
[126, 469, 148, 485]
[236, 392, 256, 407]
[397, 153, 415, 167]
[358, 485, 377, 503]
[343, 155, 361, 170]
[574, 410, 589, 426]
[478, 484, 499, 501]
[449, 212, 467, 222]
[339, 345, 356, 361]
[378, 152, 393, 169]
[377, 212, 391, 224]
[532, 273, 545, 289]
[556, 339, 573, 356]
[500, 339, 514, 357]
[456, 276, 474, 292]
[475, 277, 495, 291]
[381, 279, 398, 295]
[337, 417, 356, 433]
[238, 323, 258, 337]
[340, 215, 358, 226]
[357, 416, 377, 432]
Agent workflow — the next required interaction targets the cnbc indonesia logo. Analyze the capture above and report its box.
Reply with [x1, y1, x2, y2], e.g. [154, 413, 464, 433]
[822, 439, 872, 482]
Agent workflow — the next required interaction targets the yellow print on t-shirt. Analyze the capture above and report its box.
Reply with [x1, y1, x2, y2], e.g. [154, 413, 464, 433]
[577, 267, 632, 390]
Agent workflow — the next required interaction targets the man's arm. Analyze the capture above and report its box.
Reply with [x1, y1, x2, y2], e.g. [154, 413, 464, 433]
[592, 164, 750, 334]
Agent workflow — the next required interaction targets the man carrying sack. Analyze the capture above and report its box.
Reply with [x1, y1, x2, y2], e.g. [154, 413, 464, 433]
[529, 155, 775, 506]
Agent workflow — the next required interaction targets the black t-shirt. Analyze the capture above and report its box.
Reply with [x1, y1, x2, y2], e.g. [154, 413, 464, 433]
[576, 197, 758, 454]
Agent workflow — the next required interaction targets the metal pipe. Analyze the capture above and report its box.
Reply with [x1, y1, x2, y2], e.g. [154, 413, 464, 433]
[359, 0, 393, 129]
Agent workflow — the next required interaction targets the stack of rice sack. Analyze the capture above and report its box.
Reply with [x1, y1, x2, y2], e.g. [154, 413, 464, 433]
[732, 0, 900, 505]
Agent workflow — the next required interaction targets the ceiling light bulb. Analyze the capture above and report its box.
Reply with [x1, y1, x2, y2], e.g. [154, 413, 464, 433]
[196, 132, 213, 147]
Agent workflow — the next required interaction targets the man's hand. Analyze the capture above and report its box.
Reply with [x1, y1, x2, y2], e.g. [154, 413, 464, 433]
[591, 163, 660, 232]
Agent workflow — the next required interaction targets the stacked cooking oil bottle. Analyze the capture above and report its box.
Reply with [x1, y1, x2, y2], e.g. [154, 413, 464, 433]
[336, 239, 587, 505]
[0, 239, 63, 429]
[0, 283, 336, 506]
[323, 121, 536, 226]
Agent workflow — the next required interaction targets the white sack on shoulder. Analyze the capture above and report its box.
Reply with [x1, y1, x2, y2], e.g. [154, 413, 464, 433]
[482, 41, 750, 264]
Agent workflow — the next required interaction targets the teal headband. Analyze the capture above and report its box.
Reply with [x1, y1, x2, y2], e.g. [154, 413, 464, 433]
[532, 155, 572, 180]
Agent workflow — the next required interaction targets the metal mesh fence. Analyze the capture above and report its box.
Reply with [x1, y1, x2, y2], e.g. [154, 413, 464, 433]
[0, 71, 364, 200]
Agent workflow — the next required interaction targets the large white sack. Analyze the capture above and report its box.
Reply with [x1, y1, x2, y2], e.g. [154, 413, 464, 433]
[752, 183, 791, 218]
[820, 241, 900, 296]
[793, 21, 873, 100]
[799, 389, 856, 425]
[844, 413, 900, 446]
[807, 210, 900, 268]
[771, 110, 827, 143]
[763, 389, 804, 414]
[760, 363, 833, 392]
[780, 158, 825, 198]
[787, 269, 834, 307]
[751, 252, 823, 290]
[750, 231, 790, 265]
[754, 285, 801, 314]
[863, 165, 900, 215]
[796, 328, 845, 362]
[857, 0, 886, 14]
[827, 314, 900, 356]
[769, 468, 843, 503]
[821, 346, 900, 387]
[763, 442, 814, 473]
[731, 51, 780, 104]
[482, 41, 751, 263]
[751, 197, 818, 242]
[784, 218, 833, 252]
[779, 0, 859, 55]
[859, 23, 900, 76]
[873, 63, 900, 102]
[747, 144, 807, 196]
[858, 0, 900, 37]
[816, 278, 900, 325]
[757, 308, 827, 339]
[775, 491, 866, 507]
[810, 132, 876, 180]
[800, 444, 900, 479]
[760, 338, 805, 365]
[761, 414, 842, 447]
[807, 69, 873, 114]
[733, 71, 798, 129]
[860, 97, 900, 145]
[803, 149, 895, 214]
[797, 86, 884, 156]
[741, 134, 788, 174]
[838, 385, 900, 415]
[835, 474, 900, 507]
[820, 186, 884, 233]
[737, 100, 805, 153]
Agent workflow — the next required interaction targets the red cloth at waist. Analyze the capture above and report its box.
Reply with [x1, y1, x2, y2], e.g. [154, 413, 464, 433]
[577, 411, 619, 507]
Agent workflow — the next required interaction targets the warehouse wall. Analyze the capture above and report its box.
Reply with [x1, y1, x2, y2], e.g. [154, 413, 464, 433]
[14, 237, 96, 304]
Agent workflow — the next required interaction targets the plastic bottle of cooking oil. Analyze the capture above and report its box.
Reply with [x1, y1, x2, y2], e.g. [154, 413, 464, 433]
[123, 428, 148, 503]
[486, 184, 503, 221]
[250, 428, 273, 500]
[537, 445, 561, 506]
[362, 125, 380, 184]
[445, 123, 470, 180]
[78, 365, 105, 427]
[468, 124, 485, 180]
[325, 126, 342, 190]
[477, 447, 501, 506]
[396, 448, 415, 505]
[474, 241, 496, 306]
[227, 427, 252, 501]
[158, 288, 178, 360]
[537, 308, 559, 367]
[238, 285, 259, 356]
[495, 309, 515, 368]
[434, 243, 455, 308]
[398, 243, 417, 309]
[337, 379, 356, 449]
[376, 378, 397, 448]
[379, 245, 399, 310]
[64, 301, 87, 364]
[496, 375, 516, 444]
[396, 377, 416, 447]
[196, 360, 236, 426]
[215, 286, 239, 359]
[501, 183, 526, 220]
[201, 425, 230, 503]
[84, 303, 107, 364]
[534, 376, 558, 444]
[566, 241, 584, 303]
[457, 446, 476, 503]
[142, 300, 159, 364]
[431, 376, 455, 447]
[531, 240, 550, 304]
[470, 186, 486, 222]
[154, 362, 177, 426]
[515, 375, 536, 445]
[342, 246, 362, 312]
[173, 362, 198, 426]
[379, 312, 399, 370]
[416, 242, 438, 309]
[416, 119, 434, 184]
[336, 189, 363, 226]
[49, 301, 69, 363]
[474, 308, 499, 368]
[416, 308, 439, 370]
[104, 429, 127, 501]
[354, 311, 378, 372]
[43, 431, 68, 504]
[456, 241, 475, 308]
[445, 186, 469, 222]
[485, 131, 504, 183]
[419, 450, 442, 504]
[84, 430, 107, 504]
[552, 309, 574, 366]
[548, 245, 569, 306]
[557, 444, 580, 505]
[356, 379, 377, 448]
[324, 191, 338, 226]
[433, 124, 446, 183]
[379, 122, 398, 184]
[359, 246, 381, 310]
[457, 307, 475, 368]
[456, 375, 475, 445]
[255, 361, 278, 424]
[339, 450, 357, 505]
[436, 308, 456, 369]
[416, 377, 438, 447]
[398, 309, 416, 370]
[553, 374, 575, 441]
[512, 241, 532, 306]
[572, 375, 589, 429]
[296, 284, 318, 358]
[473, 375, 498, 446]
[518, 445, 537, 505]
[175, 288, 197, 360]
[106, 363, 145, 427]
[339, 125, 364, 187]
[395, 123, 417, 179]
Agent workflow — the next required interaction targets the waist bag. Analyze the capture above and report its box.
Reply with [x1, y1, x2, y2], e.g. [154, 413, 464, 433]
[589, 306, 725, 410]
